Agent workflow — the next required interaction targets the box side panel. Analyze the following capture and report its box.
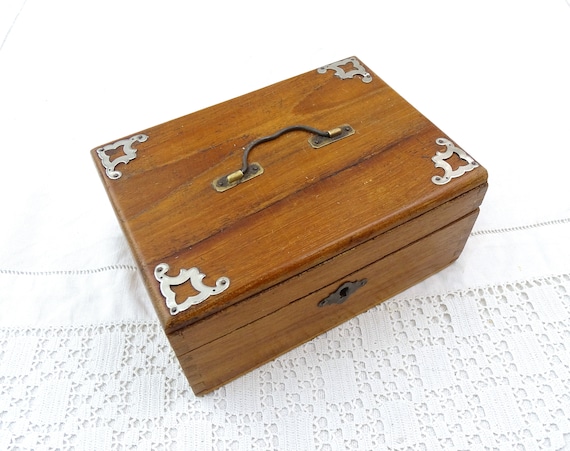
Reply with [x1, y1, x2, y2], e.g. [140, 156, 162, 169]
[167, 183, 486, 350]
[177, 209, 479, 395]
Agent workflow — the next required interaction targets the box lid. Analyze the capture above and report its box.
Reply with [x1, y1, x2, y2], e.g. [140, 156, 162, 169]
[91, 56, 487, 333]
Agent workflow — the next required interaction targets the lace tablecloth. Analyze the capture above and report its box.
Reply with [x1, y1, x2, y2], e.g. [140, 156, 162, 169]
[1, 1, 570, 449]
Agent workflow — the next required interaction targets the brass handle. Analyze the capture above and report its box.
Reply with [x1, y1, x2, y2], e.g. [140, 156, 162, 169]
[212, 124, 354, 192]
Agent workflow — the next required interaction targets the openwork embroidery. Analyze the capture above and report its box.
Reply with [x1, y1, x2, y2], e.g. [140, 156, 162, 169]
[1, 274, 569, 449]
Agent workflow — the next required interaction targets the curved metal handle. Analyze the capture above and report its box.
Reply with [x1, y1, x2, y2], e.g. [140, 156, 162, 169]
[238, 125, 330, 173]
[212, 123, 354, 192]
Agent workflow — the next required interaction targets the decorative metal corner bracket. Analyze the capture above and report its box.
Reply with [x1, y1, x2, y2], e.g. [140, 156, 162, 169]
[317, 57, 372, 83]
[96, 133, 148, 180]
[154, 263, 230, 315]
[431, 138, 479, 185]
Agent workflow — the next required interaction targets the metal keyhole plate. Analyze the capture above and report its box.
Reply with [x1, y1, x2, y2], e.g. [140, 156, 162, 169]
[318, 279, 367, 307]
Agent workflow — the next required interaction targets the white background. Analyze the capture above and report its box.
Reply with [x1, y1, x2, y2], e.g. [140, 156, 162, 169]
[1, 1, 570, 449]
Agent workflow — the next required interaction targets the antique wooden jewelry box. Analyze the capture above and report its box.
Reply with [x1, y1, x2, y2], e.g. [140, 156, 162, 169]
[91, 56, 488, 395]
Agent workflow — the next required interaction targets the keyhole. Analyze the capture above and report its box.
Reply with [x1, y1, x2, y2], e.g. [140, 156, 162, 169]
[339, 287, 349, 298]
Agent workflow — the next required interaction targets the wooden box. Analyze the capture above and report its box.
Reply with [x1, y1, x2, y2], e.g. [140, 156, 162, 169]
[91, 57, 487, 395]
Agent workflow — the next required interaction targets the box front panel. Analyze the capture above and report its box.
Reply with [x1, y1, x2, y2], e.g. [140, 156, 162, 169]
[176, 209, 479, 395]
[168, 184, 486, 354]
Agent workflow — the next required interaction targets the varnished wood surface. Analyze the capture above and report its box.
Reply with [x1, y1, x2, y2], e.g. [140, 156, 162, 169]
[91, 57, 488, 333]
[180, 209, 480, 395]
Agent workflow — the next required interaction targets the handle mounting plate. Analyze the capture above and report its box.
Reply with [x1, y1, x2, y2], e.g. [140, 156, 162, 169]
[212, 163, 264, 193]
[308, 124, 355, 149]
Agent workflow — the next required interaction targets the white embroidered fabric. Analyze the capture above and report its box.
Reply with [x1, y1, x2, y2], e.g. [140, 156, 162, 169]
[2, 273, 570, 450]
[2, 0, 570, 449]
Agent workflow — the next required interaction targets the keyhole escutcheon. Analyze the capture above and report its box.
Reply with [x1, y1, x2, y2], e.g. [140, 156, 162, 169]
[318, 279, 367, 307]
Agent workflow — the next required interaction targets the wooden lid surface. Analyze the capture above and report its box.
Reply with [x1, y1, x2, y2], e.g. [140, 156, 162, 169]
[91, 57, 487, 332]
